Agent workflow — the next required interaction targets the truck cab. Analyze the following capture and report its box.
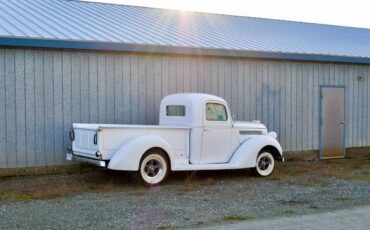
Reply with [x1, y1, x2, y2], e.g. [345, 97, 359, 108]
[67, 93, 283, 185]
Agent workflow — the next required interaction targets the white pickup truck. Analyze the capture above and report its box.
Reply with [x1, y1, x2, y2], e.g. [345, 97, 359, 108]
[67, 93, 283, 184]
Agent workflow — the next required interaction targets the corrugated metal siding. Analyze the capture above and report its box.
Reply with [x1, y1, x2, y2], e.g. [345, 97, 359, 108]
[1, 0, 370, 61]
[0, 47, 370, 168]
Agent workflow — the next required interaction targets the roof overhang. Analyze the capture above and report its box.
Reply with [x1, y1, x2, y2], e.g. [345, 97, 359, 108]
[1, 37, 369, 64]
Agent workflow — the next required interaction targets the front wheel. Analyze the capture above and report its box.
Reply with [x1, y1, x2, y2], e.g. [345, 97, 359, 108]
[252, 151, 275, 177]
[138, 150, 169, 185]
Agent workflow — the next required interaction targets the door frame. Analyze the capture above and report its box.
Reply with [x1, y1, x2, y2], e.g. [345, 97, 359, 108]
[200, 100, 233, 163]
[319, 85, 346, 159]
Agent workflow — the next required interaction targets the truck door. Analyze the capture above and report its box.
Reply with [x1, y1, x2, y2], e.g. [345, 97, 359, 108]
[201, 102, 232, 163]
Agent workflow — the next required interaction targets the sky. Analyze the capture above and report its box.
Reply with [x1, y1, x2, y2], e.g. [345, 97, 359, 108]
[84, 0, 370, 29]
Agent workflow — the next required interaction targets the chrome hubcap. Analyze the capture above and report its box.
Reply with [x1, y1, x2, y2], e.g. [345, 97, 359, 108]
[144, 159, 162, 177]
[258, 156, 271, 171]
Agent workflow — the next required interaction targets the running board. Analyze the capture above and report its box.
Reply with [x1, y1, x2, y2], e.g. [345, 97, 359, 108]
[172, 163, 245, 171]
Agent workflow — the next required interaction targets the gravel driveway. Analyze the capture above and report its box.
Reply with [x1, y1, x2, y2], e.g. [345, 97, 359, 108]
[0, 157, 370, 229]
[201, 205, 370, 230]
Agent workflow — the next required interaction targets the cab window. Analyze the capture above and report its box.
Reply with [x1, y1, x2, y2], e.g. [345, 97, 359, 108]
[206, 103, 228, 121]
[166, 105, 185, 116]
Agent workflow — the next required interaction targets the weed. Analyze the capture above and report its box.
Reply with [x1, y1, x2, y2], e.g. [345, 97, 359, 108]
[283, 210, 298, 215]
[0, 190, 32, 202]
[334, 197, 352, 202]
[223, 215, 255, 221]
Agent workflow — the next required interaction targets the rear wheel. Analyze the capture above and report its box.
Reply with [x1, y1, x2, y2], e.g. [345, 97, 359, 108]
[138, 150, 169, 185]
[252, 151, 275, 177]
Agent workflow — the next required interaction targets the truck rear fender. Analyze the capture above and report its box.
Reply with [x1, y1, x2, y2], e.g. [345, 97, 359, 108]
[108, 135, 174, 171]
[229, 135, 283, 168]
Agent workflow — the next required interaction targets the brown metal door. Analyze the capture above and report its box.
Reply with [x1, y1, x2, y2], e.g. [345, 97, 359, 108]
[320, 87, 345, 159]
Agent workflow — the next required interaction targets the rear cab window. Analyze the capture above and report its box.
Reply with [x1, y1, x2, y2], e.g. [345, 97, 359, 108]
[166, 105, 185, 116]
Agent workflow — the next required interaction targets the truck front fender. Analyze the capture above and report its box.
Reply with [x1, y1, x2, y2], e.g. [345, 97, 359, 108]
[108, 135, 174, 171]
[229, 135, 283, 168]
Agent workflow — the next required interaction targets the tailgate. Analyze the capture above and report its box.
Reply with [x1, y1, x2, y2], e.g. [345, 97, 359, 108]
[72, 124, 99, 158]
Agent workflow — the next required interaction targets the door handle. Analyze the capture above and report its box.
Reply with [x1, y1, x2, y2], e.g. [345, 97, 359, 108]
[340, 121, 345, 125]
[204, 129, 209, 132]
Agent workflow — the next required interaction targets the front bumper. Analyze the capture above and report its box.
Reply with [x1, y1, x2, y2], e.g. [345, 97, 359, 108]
[66, 152, 107, 167]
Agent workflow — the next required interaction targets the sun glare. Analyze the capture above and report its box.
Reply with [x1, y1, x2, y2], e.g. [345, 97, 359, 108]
[83, 0, 370, 29]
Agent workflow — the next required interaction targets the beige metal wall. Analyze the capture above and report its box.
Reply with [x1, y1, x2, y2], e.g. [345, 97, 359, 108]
[0, 47, 369, 168]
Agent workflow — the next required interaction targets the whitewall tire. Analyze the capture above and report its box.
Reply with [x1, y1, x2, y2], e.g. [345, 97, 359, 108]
[138, 150, 169, 185]
[253, 151, 275, 177]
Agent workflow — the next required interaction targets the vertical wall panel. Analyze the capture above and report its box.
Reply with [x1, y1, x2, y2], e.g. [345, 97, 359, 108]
[366, 66, 370, 146]
[161, 57, 169, 98]
[146, 56, 155, 124]
[249, 61, 257, 120]
[5, 49, 17, 167]
[122, 55, 131, 124]
[211, 58, 218, 95]
[217, 59, 225, 99]
[223, 59, 232, 113]
[312, 63, 319, 149]
[279, 63, 287, 150]
[105, 54, 115, 123]
[348, 65, 354, 147]
[302, 64, 309, 150]
[34, 50, 46, 166]
[89, 54, 98, 124]
[243, 61, 250, 120]
[153, 56, 162, 123]
[43, 50, 54, 165]
[230, 61, 238, 115]
[53, 51, 63, 164]
[288, 63, 296, 151]
[255, 62, 263, 122]
[183, 57, 191, 93]
[168, 57, 177, 94]
[113, 55, 123, 124]
[138, 56, 147, 124]
[204, 58, 212, 94]
[25, 50, 36, 166]
[237, 60, 244, 120]
[62, 51, 72, 165]
[80, 53, 90, 123]
[197, 58, 205, 93]
[71, 52, 81, 124]
[0, 49, 6, 167]
[176, 57, 184, 93]
[97, 54, 107, 123]
[130, 55, 139, 124]
[15, 50, 26, 167]
[268, 62, 275, 132]
[272, 62, 280, 139]
[1, 47, 370, 168]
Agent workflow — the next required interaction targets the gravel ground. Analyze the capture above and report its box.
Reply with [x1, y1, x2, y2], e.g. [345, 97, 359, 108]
[0, 159, 370, 229]
[200, 205, 370, 230]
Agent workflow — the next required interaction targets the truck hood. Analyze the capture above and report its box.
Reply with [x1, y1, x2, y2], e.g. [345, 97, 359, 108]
[233, 121, 266, 130]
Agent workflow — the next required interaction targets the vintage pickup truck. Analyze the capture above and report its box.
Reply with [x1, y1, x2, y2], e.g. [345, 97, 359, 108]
[67, 93, 283, 184]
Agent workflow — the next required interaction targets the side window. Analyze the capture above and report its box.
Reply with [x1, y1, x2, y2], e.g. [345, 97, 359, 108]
[166, 105, 185, 116]
[206, 103, 228, 121]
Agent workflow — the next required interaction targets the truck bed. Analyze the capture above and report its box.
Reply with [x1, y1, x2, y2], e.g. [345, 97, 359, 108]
[72, 123, 190, 161]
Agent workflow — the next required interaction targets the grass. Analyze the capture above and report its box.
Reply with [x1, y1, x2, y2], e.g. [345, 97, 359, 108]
[0, 190, 32, 202]
[0, 170, 133, 202]
[282, 210, 299, 215]
[334, 197, 352, 202]
[222, 215, 255, 222]
[0, 155, 369, 202]
[177, 171, 216, 193]
[271, 156, 370, 183]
